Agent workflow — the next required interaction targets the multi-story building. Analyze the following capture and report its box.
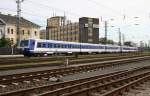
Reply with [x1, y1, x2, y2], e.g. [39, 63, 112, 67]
[0, 13, 40, 45]
[79, 17, 99, 43]
[46, 16, 99, 44]
[40, 29, 46, 39]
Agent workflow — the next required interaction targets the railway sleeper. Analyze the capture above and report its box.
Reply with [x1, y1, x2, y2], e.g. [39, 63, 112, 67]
[58, 72, 150, 96]
[1, 65, 150, 95]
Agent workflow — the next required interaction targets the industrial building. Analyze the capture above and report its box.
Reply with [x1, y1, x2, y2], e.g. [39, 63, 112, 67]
[46, 16, 99, 44]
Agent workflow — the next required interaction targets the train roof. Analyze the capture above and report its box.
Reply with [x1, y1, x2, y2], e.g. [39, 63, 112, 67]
[27, 39, 137, 48]
[29, 39, 103, 46]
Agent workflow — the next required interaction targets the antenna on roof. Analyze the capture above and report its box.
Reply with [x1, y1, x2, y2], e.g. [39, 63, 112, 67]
[52, 12, 55, 17]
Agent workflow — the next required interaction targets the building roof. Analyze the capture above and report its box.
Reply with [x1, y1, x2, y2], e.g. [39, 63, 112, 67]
[0, 13, 40, 28]
[0, 19, 5, 25]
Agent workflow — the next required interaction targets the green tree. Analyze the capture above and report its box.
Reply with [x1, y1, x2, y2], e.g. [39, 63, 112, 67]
[0, 37, 12, 48]
[107, 40, 114, 44]
[124, 41, 133, 47]
[99, 38, 114, 44]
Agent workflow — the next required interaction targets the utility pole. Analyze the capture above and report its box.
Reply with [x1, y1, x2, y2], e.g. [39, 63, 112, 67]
[104, 21, 108, 52]
[16, 0, 24, 45]
[118, 28, 122, 52]
[63, 13, 66, 41]
[122, 34, 125, 46]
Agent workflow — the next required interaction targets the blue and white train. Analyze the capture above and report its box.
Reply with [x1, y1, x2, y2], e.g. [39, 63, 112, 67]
[19, 39, 138, 56]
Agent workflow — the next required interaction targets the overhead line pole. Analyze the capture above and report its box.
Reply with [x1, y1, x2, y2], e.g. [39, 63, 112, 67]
[118, 28, 122, 52]
[104, 21, 108, 52]
[122, 33, 125, 46]
[16, 0, 24, 45]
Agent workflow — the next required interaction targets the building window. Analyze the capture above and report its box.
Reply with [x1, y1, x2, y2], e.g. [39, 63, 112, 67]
[7, 28, 10, 34]
[11, 29, 13, 34]
[28, 30, 30, 35]
[35, 31, 37, 36]
[22, 30, 24, 35]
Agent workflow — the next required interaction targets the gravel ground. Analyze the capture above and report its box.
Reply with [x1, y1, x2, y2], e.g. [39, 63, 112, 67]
[0, 57, 149, 76]
[123, 82, 150, 96]
[60, 60, 150, 82]
[0, 59, 150, 94]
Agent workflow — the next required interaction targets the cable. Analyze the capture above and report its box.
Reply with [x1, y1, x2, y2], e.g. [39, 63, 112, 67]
[86, 0, 123, 15]
[26, 0, 81, 17]
[0, 7, 46, 26]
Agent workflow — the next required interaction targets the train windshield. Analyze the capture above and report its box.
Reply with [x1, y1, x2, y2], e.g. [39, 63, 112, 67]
[20, 40, 29, 47]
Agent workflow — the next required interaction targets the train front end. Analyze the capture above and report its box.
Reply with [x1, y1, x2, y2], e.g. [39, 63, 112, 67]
[19, 39, 36, 56]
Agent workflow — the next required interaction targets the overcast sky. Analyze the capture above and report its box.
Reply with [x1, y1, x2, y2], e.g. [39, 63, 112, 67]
[0, 0, 150, 44]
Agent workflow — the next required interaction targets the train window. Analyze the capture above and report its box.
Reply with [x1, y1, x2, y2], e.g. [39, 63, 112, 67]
[91, 46, 94, 49]
[64, 44, 67, 48]
[87, 45, 89, 49]
[42, 43, 46, 48]
[37, 43, 42, 48]
[20, 40, 29, 47]
[70, 45, 72, 48]
[74, 45, 77, 48]
[72, 45, 74, 48]
[85, 45, 87, 49]
[54, 44, 57, 48]
[60, 44, 62, 48]
[57, 44, 60, 48]
[48, 43, 52, 48]
[75, 45, 78, 48]
[63, 44, 65, 48]
[70, 45, 73, 48]
[73, 45, 75, 48]
[62, 44, 64, 48]
[75, 45, 77, 48]
[96, 46, 98, 49]
[81, 45, 83, 49]
[89, 45, 91, 49]
[61, 44, 63, 48]
[88, 46, 91, 49]
[99, 46, 102, 49]
[68, 44, 71, 48]
[78, 45, 80, 48]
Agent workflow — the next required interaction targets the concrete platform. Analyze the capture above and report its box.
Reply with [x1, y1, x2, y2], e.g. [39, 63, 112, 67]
[0, 55, 24, 58]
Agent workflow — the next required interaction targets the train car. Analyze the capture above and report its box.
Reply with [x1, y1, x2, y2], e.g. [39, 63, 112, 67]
[122, 46, 138, 52]
[19, 39, 138, 56]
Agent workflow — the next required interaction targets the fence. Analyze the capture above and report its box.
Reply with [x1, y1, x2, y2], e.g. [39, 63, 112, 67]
[0, 48, 22, 55]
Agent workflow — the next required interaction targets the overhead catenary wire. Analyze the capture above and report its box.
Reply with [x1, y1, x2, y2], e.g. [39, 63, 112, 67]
[86, 0, 135, 21]
[0, 7, 46, 27]
[86, 0, 123, 15]
[25, 0, 81, 17]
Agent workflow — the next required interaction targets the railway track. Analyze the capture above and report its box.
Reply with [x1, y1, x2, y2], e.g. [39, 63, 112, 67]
[0, 53, 143, 65]
[57, 67, 150, 96]
[1, 65, 150, 96]
[0, 54, 149, 71]
[0, 56, 150, 95]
